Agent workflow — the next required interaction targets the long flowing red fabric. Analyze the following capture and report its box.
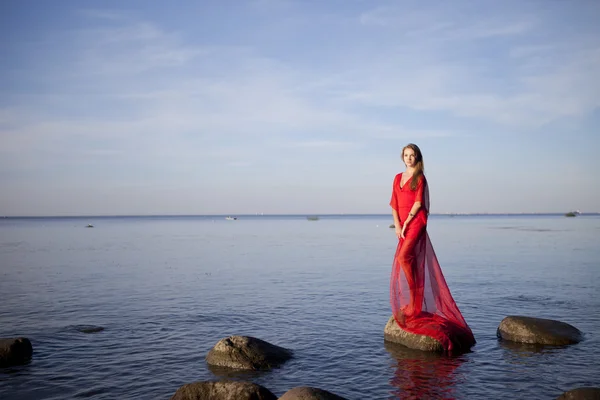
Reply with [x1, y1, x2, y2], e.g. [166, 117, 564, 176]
[390, 173, 475, 353]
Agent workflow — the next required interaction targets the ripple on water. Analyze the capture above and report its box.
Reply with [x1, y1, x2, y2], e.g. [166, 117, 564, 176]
[1, 216, 600, 399]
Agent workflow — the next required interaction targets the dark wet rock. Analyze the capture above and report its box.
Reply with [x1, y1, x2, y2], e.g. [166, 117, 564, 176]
[0, 337, 33, 367]
[556, 387, 600, 400]
[170, 381, 276, 400]
[279, 386, 348, 400]
[74, 325, 104, 333]
[497, 316, 582, 345]
[206, 336, 292, 370]
[383, 316, 444, 352]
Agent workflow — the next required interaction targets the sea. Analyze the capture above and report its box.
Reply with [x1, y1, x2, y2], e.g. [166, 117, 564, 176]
[0, 214, 599, 399]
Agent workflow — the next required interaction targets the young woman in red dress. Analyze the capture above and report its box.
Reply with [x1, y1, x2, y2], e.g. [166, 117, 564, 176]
[389, 143, 475, 352]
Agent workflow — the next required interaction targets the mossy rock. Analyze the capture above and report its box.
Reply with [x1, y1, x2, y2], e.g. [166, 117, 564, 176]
[556, 387, 600, 400]
[279, 387, 348, 400]
[206, 336, 292, 370]
[497, 316, 582, 345]
[170, 381, 276, 400]
[383, 316, 444, 352]
[0, 337, 33, 367]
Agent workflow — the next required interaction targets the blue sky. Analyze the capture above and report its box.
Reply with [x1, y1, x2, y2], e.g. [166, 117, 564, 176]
[1, 0, 599, 215]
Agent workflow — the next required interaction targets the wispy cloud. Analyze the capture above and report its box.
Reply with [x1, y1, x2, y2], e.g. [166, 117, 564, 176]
[79, 9, 129, 21]
[359, 3, 535, 39]
[74, 22, 205, 76]
[348, 2, 600, 128]
[283, 140, 360, 150]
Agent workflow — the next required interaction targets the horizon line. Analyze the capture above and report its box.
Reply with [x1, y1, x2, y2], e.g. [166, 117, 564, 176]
[1, 212, 598, 218]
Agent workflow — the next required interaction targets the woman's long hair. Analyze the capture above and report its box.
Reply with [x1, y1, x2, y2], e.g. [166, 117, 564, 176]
[402, 143, 425, 190]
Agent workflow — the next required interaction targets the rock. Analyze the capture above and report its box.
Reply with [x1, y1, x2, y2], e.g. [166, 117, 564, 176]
[279, 386, 348, 400]
[383, 316, 443, 352]
[0, 337, 33, 367]
[170, 381, 276, 400]
[206, 336, 292, 370]
[74, 325, 104, 334]
[497, 316, 583, 345]
[556, 387, 600, 400]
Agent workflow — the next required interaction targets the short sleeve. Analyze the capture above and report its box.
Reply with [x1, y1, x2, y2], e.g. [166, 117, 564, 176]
[389, 174, 400, 211]
[415, 176, 426, 203]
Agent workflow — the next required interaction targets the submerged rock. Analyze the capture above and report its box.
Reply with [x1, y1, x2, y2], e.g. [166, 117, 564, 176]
[279, 386, 348, 400]
[556, 387, 600, 400]
[74, 325, 104, 334]
[0, 337, 33, 367]
[383, 316, 444, 352]
[206, 336, 292, 370]
[497, 316, 582, 345]
[170, 381, 276, 400]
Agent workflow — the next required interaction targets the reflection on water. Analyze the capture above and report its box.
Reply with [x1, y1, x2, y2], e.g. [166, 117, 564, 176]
[385, 341, 467, 399]
[206, 364, 269, 380]
[1, 215, 599, 399]
[498, 339, 571, 361]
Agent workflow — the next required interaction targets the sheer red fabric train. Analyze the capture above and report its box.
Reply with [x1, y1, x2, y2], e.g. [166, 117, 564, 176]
[390, 173, 475, 353]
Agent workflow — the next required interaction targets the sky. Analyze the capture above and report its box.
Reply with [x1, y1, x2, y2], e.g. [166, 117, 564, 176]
[1, 0, 599, 216]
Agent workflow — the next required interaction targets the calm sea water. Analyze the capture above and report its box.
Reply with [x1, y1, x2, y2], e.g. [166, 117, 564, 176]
[0, 214, 599, 399]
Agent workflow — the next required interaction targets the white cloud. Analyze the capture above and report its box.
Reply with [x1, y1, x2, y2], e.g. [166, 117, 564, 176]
[347, 3, 600, 128]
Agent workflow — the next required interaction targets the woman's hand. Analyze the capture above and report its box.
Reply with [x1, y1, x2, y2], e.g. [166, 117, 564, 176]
[395, 226, 402, 239]
[401, 223, 407, 239]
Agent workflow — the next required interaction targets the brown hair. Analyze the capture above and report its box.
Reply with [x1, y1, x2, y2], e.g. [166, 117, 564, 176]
[402, 143, 425, 190]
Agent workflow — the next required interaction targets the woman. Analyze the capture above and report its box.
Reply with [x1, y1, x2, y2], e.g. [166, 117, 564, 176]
[389, 143, 475, 352]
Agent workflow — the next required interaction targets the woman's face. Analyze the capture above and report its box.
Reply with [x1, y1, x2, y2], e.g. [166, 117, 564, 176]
[403, 148, 416, 167]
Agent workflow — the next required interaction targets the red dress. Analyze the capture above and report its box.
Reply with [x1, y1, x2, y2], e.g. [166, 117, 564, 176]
[390, 173, 475, 352]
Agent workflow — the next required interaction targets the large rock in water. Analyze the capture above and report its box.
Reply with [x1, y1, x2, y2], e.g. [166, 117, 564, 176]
[279, 386, 348, 400]
[497, 316, 583, 345]
[0, 337, 33, 367]
[206, 336, 292, 370]
[170, 381, 276, 400]
[556, 387, 600, 400]
[383, 316, 443, 352]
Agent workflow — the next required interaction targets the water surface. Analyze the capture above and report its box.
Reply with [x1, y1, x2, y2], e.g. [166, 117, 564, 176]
[1, 215, 599, 399]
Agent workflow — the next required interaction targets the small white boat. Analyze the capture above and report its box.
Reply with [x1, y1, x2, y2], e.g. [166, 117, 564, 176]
[225, 216, 237, 221]
[86, 224, 94, 228]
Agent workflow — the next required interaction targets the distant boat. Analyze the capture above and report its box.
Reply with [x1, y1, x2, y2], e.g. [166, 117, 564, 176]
[86, 224, 94, 228]
[225, 216, 237, 221]
[565, 210, 581, 217]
